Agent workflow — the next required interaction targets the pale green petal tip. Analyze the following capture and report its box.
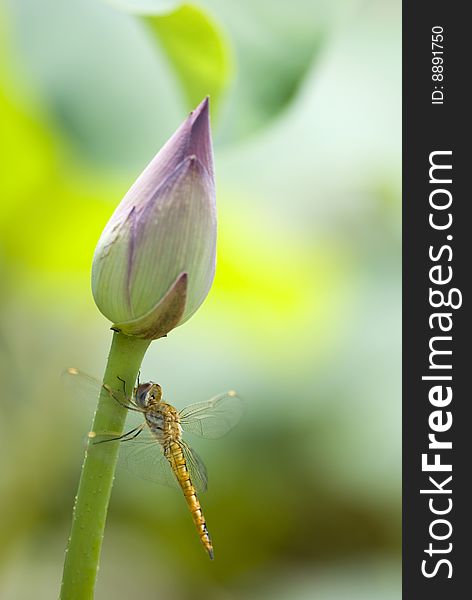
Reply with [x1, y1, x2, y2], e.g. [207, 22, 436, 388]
[111, 272, 188, 340]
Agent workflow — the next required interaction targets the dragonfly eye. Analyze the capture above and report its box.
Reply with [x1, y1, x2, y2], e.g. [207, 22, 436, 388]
[135, 382, 162, 407]
[135, 383, 153, 408]
[150, 383, 163, 402]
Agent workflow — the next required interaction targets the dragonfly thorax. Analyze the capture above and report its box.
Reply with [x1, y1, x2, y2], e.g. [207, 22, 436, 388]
[145, 411, 165, 431]
[145, 404, 182, 442]
[134, 382, 162, 408]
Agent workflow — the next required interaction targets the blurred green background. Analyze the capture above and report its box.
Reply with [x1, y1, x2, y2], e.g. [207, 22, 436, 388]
[0, 0, 400, 598]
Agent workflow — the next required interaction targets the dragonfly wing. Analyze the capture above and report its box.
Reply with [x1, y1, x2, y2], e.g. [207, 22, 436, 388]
[179, 391, 243, 439]
[118, 430, 179, 490]
[61, 368, 103, 404]
[62, 367, 139, 419]
[180, 441, 208, 494]
[120, 435, 208, 493]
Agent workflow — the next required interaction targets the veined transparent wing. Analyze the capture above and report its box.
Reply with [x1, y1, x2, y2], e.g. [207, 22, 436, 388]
[62, 370, 177, 487]
[180, 441, 208, 493]
[61, 368, 103, 405]
[119, 429, 180, 490]
[179, 391, 242, 439]
[62, 367, 137, 406]
[119, 432, 208, 493]
[61, 367, 142, 434]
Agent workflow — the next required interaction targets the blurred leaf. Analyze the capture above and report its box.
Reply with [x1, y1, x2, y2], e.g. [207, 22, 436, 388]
[200, 0, 336, 141]
[5, 0, 187, 171]
[141, 4, 233, 115]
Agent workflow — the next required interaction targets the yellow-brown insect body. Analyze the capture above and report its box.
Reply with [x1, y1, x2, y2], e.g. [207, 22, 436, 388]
[65, 371, 241, 561]
[165, 439, 214, 559]
[140, 388, 214, 559]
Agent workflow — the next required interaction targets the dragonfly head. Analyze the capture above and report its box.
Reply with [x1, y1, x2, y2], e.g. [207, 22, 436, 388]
[135, 382, 162, 408]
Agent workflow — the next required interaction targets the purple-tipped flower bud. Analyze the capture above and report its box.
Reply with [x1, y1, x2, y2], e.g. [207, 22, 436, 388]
[91, 98, 216, 339]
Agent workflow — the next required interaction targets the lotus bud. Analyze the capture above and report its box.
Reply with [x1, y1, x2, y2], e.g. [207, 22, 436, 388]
[91, 98, 216, 340]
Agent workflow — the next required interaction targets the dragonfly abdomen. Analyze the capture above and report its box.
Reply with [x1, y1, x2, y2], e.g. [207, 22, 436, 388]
[166, 441, 214, 559]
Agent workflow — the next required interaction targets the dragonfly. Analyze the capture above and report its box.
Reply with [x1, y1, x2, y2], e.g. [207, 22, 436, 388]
[63, 367, 242, 559]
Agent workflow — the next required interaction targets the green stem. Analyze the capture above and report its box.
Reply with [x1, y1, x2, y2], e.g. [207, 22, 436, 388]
[60, 332, 150, 600]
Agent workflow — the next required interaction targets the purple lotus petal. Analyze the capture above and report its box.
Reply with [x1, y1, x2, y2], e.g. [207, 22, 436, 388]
[91, 98, 216, 339]
[109, 97, 213, 227]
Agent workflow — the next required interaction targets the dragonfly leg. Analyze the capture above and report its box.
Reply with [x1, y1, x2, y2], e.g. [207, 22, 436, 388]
[103, 383, 143, 413]
[93, 424, 144, 445]
[119, 426, 145, 443]
[117, 375, 127, 396]
[116, 376, 141, 410]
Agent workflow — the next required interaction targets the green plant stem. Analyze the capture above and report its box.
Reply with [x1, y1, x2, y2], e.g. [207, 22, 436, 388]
[60, 332, 150, 600]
